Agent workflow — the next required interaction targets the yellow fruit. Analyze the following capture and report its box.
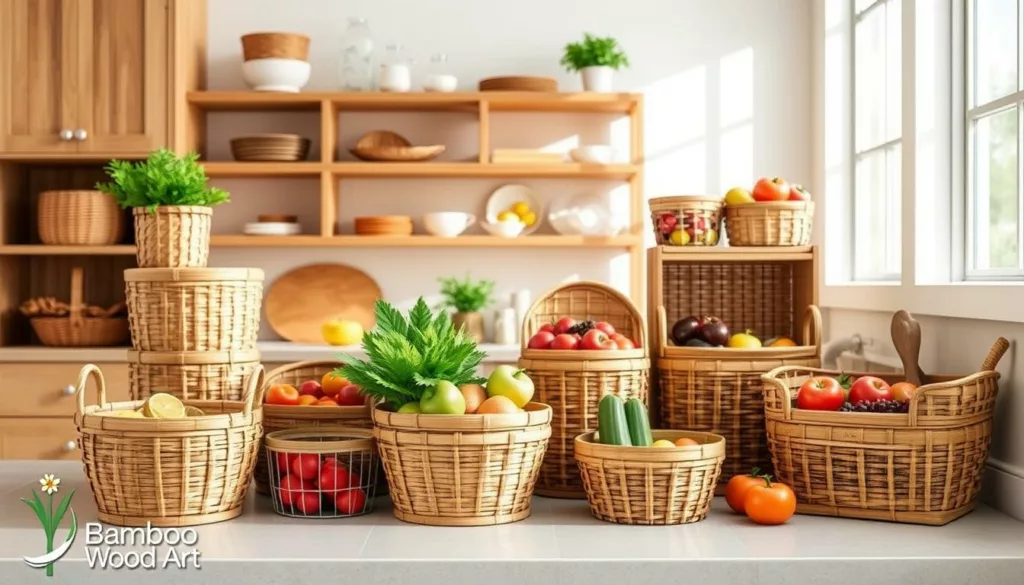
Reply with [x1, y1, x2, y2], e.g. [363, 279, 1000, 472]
[520, 211, 537, 227]
[728, 331, 763, 349]
[724, 187, 754, 205]
[669, 228, 690, 246]
[322, 319, 364, 346]
[510, 201, 532, 216]
[496, 210, 519, 223]
[144, 393, 186, 419]
[652, 439, 676, 448]
[766, 337, 797, 347]
[705, 228, 719, 245]
[184, 406, 206, 417]
[105, 410, 145, 418]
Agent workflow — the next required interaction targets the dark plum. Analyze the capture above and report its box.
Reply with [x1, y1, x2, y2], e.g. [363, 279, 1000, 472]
[699, 317, 730, 347]
[671, 316, 701, 345]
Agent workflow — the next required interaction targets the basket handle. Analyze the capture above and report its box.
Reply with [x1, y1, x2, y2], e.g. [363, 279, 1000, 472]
[243, 365, 266, 415]
[69, 267, 85, 328]
[761, 365, 801, 420]
[75, 364, 107, 416]
[981, 337, 1011, 371]
[802, 305, 822, 352]
[656, 305, 669, 358]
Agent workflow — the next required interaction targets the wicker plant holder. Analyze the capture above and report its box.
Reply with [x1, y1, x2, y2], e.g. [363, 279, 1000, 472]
[517, 281, 649, 498]
[38, 190, 125, 245]
[761, 337, 1009, 526]
[127, 349, 262, 401]
[75, 364, 265, 527]
[29, 267, 129, 347]
[575, 430, 725, 525]
[254, 360, 375, 495]
[373, 403, 552, 526]
[124, 267, 264, 352]
[654, 305, 822, 490]
[649, 195, 724, 246]
[724, 201, 815, 246]
[133, 206, 212, 268]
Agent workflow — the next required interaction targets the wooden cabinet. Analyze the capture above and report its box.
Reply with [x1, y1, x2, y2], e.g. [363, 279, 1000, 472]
[0, 418, 80, 460]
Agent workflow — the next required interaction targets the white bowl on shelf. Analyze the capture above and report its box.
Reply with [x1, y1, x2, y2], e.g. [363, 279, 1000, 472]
[570, 145, 618, 164]
[241, 58, 311, 92]
[480, 219, 526, 238]
[485, 184, 542, 235]
[244, 222, 302, 236]
[423, 212, 476, 237]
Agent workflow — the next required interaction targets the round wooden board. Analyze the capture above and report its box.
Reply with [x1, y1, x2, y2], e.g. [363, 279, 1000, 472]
[265, 264, 382, 343]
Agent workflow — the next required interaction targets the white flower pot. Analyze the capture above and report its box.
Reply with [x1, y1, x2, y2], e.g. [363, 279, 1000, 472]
[581, 66, 614, 92]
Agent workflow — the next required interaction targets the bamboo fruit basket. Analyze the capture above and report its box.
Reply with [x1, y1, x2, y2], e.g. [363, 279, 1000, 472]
[38, 190, 125, 245]
[133, 206, 212, 268]
[76, 364, 265, 527]
[575, 430, 725, 525]
[724, 201, 815, 246]
[373, 403, 552, 526]
[517, 281, 649, 498]
[124, 267, 264, 352]
[254, 360, 374, 495]
[127, 349, 262, 401]
[761, 337, 1010, 526]
[649, 195, 724, 246]
[24, 267, 129, 347]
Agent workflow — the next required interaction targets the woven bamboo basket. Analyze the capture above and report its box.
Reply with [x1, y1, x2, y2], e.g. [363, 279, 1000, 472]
[724, 201, 814, 246]
[124, 267, 264, 352]
[241, 32, 310, 61]
[254, 360, 374, 495]
[761, 337, 1009, 526]
[373, 403, 552, 526]
[29, 267, 129, 347]
[133, 206, 212, 268]
[76, 364, 265, 527]
[575, 430, 725, 525]
[38, 190, 125, 245]
[655, 304, 822, 490]
[649, 195, 724, 246]
[517, 281, 649, 498]
[127, 349, 262, 401]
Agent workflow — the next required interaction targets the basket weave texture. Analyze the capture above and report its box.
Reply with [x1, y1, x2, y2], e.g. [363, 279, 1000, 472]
[648, 195, 724, 246]
[517, 281, 649, 498]
[575, 430, 725, 525]
[761, 337, 1009, 525]
[373, 403, 552, 526]
[127, 349, 262, 401]
[724, 201, 814, 246]
[30, 267, 129, 347]
[76, 364, 265, 527]
[124, 267, 264, 352]
[133, 206, 212, 268]
[38, 190, 124, 245]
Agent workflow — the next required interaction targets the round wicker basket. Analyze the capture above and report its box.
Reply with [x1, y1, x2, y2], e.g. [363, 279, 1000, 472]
[724, 201, 814, 246]
[38, 190, 124, 245]
[127, 349, 262, 401]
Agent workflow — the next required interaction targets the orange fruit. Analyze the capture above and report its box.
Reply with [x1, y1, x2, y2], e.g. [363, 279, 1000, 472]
[297, 395, 319, 406]
[891, 381, 918, 402]
[315, 397, 340, 407]
[321, 371, 349, 397]
[768, 337, 797, 347]
[459, 383, 488, 414]
[476, 395, 519, 414]
[265, 384, 300, 406]
[674, 437, 700, 447]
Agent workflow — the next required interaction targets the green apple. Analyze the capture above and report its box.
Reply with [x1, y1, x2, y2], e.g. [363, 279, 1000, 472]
[397, 402, 422, 414]
[724, 187, 754, 206]
[419, 381, 467, 415]
[486, 365, 535, 408]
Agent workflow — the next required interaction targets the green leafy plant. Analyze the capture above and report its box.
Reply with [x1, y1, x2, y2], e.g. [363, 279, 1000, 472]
[560, 33, 630, 72]
[437, 274, 495, 313]
[339, 298, 486, 409]
[96, 149, 229, 212]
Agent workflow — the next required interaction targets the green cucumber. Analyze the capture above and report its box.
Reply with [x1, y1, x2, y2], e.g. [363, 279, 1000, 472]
[597, 394, 631, 446]
[624, 398, 653, 447]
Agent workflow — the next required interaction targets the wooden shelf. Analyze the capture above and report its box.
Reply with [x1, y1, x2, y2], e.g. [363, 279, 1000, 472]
[202, 162, 325, 177]
[658, 245, 816, 262]
[209, 234, 641, 248]
[331, 162, 638, 179]
[0, 245, 136, 256]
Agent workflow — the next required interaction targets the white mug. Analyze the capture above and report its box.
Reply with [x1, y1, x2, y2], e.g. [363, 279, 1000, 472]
[423, 212, 476, 237]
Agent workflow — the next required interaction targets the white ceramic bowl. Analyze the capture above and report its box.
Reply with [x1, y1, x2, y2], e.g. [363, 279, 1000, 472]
[244, 222, 301, 236]
[480, 220, 525, 238]
[242, 58, 311, 93]
[423, 212, 476, 237]
[569, 145, 618, 164]
[485, 184, 542, 234]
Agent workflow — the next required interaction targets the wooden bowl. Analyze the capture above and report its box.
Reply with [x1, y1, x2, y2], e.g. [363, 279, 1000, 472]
[350, 145, 446, 162]
[479, 76, 558, 92]
[241, 32, 310, 61]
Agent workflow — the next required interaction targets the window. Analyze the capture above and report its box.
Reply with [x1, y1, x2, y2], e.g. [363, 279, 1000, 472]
[852, 0, 902, 281]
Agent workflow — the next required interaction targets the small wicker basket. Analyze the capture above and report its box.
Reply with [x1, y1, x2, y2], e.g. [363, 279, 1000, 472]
[373, 403, 552, 526]
[575, 430, 725, 525]
[127, 349, 262, 401]
[76, 364, 265, 527]
[724, 201, 814, 246]
[38, 190, 125, 245]
[28, 267, 129, 347]
[649, 195, 724, 246]
[133, 206, 212, 268]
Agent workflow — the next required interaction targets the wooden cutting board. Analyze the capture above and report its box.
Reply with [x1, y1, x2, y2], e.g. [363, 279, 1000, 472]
[265, 263, 382, 343]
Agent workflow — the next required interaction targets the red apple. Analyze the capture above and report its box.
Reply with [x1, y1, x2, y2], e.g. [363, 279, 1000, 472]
[335, 384, 366, 406]
[594, 321, 616, 336]
[789, 184, 811, 201]
[538, 323, 556, 334]
[848, 376, 893, 404]
[796, 376, 844, 411]
[298, 380, 323, 398]
[553, 317, 576, 335]
[528, 331, 556, 349]
[550, 333, 579, 350]
[580, 329, 617, 350]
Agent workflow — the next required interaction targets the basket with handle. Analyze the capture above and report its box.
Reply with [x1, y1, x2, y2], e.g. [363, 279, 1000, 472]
[127, 349, 262, 401]
[75, 364, 266, 527]
[723, 201, 814, 246]
[28, 267, 129, 347]
[517, 281, 649, 498]
[761, 337, 1010, 525]
[38, 189, 125, 245]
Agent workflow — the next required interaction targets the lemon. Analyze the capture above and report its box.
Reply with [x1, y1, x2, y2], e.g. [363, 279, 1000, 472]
[651, 439, 676, 448]
[669, 228, 690, 246]
[322, 319, 364, 346]
[144, 393, 186, 419]
[510, 201, 532, 216]
[105, 410, 145, 418]
[184, 406, 206, 417]
[496, 210, 519, 223]
[520, 211, 537, 227]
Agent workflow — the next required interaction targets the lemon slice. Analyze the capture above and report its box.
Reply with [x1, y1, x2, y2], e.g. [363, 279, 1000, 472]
[511, 201, 532, 216]
[144, 393, 186, 419]
[106, 410, 145, 418]
[184, 406, 206, 417]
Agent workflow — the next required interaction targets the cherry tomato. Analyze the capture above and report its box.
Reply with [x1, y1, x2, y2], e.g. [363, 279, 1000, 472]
[265, 384, 300, 406]
[550, 333, 579, 350]
[744, 477, 797, 525]
[319, 464, 360, 493]
[724, 468, 767, 514]
[334, 489, 367, 515]
[553, 317, 576, 335]
[277, 474, 313, 507]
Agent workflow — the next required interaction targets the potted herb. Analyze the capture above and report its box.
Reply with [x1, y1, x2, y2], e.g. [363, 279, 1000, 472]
[97, 149, 229, 268]
[437, 274, 495, 343]
[560, 33, 630, 92]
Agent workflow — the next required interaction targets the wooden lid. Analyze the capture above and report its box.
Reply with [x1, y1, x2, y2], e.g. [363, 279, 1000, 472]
[123, 267, 265, 282]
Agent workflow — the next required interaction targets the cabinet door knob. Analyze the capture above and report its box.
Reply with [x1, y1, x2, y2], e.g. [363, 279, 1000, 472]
[59, 129, 73, 141]
[62, 385, 75, 396]
[73, 129, 88, 141]
[63, 441, 77, 452]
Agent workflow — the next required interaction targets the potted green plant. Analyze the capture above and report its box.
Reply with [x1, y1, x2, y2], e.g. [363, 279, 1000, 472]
[560, 33, 630, 92]
[437, 274, 495, 343]
[97, 149, 229, 268]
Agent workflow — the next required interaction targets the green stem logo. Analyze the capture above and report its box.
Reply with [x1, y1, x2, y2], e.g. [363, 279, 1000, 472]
[22, 474, 77, 578]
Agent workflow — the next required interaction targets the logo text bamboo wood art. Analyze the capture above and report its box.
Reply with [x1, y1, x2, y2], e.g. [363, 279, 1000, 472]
[84, 524, 201, 570]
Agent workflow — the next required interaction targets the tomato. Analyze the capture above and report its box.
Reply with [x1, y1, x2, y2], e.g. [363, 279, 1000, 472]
[891, 381, 917, 402]
[265, 384, 300, 406]
[297, 395, 319, 406]
[320, 464, 360, 493]
[334, 489, 367, 515]
[273, 452, 295, 477]
[550, 333, 579, 350]
[580, 329, 616, 350]
[553, 317, 576, 335]
[290, 454, 321, 480]
[744, 477, 797, 525]
[796, 376, 845, 411]
[321, 371, 349, 397]
[538, 323, 556, 334]
[295, 491, 322, 515]
[594, 321, 616, 336]
[277, 474, 313, 507]
[848, 376, 893, 404]
[335, 384, 366, 406]
[724, 468, 767, 514]
[610, 333, 635, 350]
[528, 331, 556, 349]
[752, 177, 791, 202]
[789, 184, 811, 201]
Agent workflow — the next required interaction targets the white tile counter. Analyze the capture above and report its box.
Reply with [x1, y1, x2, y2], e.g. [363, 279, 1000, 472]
[0, 461, 1021, 585]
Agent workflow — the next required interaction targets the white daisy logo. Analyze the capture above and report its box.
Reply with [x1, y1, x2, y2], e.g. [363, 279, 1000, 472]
[23, 474, 77, 577]
[39, 474, 60, 495]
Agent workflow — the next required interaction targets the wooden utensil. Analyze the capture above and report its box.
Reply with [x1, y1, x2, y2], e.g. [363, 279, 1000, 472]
[890, 310, 929, 385]
[265, 264, 382, 343]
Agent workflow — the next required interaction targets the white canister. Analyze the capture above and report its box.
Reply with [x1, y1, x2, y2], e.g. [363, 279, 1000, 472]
[512, 289, 532, 341]
[493, 308, 518, 346]
[379, 43, 412, 92]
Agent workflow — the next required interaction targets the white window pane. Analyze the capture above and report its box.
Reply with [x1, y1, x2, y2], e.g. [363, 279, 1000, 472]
[973, 0, 1017, 106]
[855, 6, 886, 151]
[972, 108, 1019, 270]
[855, 0, 878, 14]
[854, 145, 902, 279]
[884, 0, 901, 141]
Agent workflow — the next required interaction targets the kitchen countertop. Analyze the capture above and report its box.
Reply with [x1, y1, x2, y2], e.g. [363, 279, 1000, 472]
[0, 461, 1022, 585]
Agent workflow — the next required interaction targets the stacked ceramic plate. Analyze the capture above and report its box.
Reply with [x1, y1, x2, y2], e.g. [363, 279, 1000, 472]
[354, 216, 414, 236]
[244, 214, 302, 236]
[231, 134, 311, 161]
[478, 76, 558, 92]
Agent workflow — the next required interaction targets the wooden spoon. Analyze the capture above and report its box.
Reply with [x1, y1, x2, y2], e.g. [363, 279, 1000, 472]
[891, 310, 929, 386]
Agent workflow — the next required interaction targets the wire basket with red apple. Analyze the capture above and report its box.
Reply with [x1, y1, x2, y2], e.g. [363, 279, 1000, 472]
[722, 177, 814, 247]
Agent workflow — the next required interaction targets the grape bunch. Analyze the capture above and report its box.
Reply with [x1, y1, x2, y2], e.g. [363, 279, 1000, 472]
[839, 399, 910, 413]
[567, 320, 596, 336]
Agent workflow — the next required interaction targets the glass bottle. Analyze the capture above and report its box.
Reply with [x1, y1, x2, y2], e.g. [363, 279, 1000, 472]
[340, 18, 374, 91]
[423, 53, 458, 92]
[378, 44, 412, 92]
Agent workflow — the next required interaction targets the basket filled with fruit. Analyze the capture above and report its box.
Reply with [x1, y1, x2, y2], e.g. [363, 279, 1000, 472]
[253, 360, 374, 495]
[75, 363, 265, 527]
[344, 298, 552, 526]
[265, 428, 379, 519]
[127, 349, 262, 401]
[518, 281, 648, 498]
[575, 394, 725, 524]
[722, 177, 814, 246]
[649, 195, 723, 246]
[761, 333, 1009, 526]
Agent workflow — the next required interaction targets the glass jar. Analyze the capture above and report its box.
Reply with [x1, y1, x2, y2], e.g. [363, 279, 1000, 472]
[378, 44, 412, 93]
[340, 18, 374, 91]
[423, 53, 458, 92]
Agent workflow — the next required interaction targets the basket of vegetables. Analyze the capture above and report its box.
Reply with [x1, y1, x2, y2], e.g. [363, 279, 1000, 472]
[575, 395, 725, 524]
[343, 299, 552, 526]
